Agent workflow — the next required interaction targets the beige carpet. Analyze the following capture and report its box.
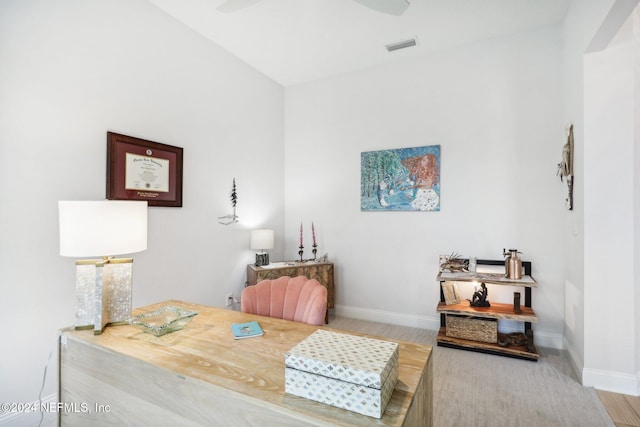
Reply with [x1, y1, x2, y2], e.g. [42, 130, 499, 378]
[327, 315, 614, 427]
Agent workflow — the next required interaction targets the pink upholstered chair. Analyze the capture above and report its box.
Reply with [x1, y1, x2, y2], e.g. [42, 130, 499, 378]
[241, 276, 328, 325]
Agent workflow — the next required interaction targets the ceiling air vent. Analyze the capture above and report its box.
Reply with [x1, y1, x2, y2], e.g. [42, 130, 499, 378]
[385, 38, 417, 52]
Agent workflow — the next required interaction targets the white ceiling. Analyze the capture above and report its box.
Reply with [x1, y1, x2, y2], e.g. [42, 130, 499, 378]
[147, 0, 570, 86]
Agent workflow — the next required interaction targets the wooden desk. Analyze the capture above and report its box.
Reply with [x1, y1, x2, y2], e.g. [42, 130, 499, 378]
[247, 262, 334, 323]
[59, 300, 432, 426]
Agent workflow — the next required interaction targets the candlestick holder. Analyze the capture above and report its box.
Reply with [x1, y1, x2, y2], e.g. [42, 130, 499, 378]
[298, 245, 304, 262]
[312, 244, 317, 260]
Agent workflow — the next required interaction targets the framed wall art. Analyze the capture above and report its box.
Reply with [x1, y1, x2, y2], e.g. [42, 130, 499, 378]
[361, 145, 440, 211]
[107, 132, 183, 207]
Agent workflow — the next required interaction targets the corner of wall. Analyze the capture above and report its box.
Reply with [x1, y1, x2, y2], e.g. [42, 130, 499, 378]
[564, 334, 585, 384]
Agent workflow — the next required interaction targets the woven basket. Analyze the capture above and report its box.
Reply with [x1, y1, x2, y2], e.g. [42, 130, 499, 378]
[446, 314, 497, 343]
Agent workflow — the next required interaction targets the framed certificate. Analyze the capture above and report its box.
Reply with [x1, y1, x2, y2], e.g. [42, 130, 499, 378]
[107, 132, 183, 207]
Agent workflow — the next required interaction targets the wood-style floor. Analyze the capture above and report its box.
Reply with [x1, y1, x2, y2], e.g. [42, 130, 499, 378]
[598, 390, 640, 427]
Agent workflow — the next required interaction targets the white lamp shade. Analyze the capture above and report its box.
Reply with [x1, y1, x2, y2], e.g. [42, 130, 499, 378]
[250, 229, 275, 250]
[59, 201, 148, 257]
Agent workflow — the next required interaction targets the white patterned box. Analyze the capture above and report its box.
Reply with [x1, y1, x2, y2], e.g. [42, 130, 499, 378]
[284, 329, 398, 418]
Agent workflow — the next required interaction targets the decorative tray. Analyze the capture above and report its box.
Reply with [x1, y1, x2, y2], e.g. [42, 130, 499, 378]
[130, 306, 198, 336]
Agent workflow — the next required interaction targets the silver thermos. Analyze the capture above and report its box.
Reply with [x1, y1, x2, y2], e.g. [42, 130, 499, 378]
[503, 248, 523, 279]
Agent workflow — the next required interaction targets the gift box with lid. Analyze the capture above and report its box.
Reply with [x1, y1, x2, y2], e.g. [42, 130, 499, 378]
[284, 329, 398, 418]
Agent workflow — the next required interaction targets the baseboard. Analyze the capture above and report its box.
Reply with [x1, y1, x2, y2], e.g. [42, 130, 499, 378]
[0, 393, 57, 426]
[530, 330, 564, 350]
[583, 368, 640, 396]
[334, 304, 441, 330]
[563, 337, 640, 395]
[333, 304, 563, 349]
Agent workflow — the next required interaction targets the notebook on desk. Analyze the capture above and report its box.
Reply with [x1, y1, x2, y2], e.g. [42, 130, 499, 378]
[231, 320, 264, 339]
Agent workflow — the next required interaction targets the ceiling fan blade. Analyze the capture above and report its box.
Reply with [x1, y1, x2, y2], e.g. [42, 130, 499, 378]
[352, 0, 410, 16]
[217, 0, 264, 13]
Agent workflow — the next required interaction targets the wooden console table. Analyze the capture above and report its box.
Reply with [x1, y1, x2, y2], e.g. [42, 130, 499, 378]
[59, 301, 432, 426]
[247, 262, 334, 323]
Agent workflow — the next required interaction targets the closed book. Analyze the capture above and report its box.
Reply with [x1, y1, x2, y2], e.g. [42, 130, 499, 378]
[231, 320, 264, 339]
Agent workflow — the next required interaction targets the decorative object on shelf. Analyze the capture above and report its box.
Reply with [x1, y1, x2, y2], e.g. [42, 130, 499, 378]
[439, 252, 469, 272]
[130, 305, 198, 336]
[497, 334, 510, 347]
[218, 178, 239, 225]
[316, 252, 329, 263]
[311, 222, 317, 260]
[507, 332, 527, 346]
[503, 248, 523, 279]
[469, 283, 490, 307]
[250, 229, 274, 266]
[557, 124, 574, 210]
[514, 292, 521, 314]
[445, 315, 497, 344]
[442, 282, 460, 305]
[294, 221, 322, 262]
[107, 132, 183, 207]
[58, 200, 148, 335]
[361, 145, 440, 211]
[469, 256, 477, 273]
[298, 222, 304, 261]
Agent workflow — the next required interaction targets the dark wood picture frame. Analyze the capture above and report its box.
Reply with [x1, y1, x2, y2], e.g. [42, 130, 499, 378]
[107, 132, 183, 207]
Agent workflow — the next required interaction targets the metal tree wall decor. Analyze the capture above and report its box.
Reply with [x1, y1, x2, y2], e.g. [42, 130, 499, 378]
[219, 178, 239, 225]
[557, 125, 574, 210]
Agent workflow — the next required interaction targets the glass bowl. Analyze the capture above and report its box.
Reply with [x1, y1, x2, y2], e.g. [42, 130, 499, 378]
[130, 306, 198, 336]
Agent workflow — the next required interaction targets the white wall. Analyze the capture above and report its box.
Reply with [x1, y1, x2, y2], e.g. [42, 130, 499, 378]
[635, 10, 640, 387]
[560, 0, 618, 382]
[0, 0, 284, 424]
[583, 9, 640, 395]
[560, 0, 640, 395]
[284, 26, 566, 346]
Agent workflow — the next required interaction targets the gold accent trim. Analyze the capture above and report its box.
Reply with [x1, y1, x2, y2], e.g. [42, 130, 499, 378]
[75, 258, 134, 266]
[93, 321, 129, 335]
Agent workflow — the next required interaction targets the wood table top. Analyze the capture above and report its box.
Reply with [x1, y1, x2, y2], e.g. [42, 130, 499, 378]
[63, 300, 432, 426]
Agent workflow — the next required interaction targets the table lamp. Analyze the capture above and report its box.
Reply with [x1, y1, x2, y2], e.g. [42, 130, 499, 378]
[58, 200, 148, 334]
[250, 229, 274, 266]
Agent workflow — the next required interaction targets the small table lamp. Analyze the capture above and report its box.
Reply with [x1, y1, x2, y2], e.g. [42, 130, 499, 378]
[58, 200, 148, 334]
[250, 229, 274, 266]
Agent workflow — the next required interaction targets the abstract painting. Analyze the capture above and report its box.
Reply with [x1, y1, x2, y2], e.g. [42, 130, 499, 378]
[361, 145, 440, 211]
